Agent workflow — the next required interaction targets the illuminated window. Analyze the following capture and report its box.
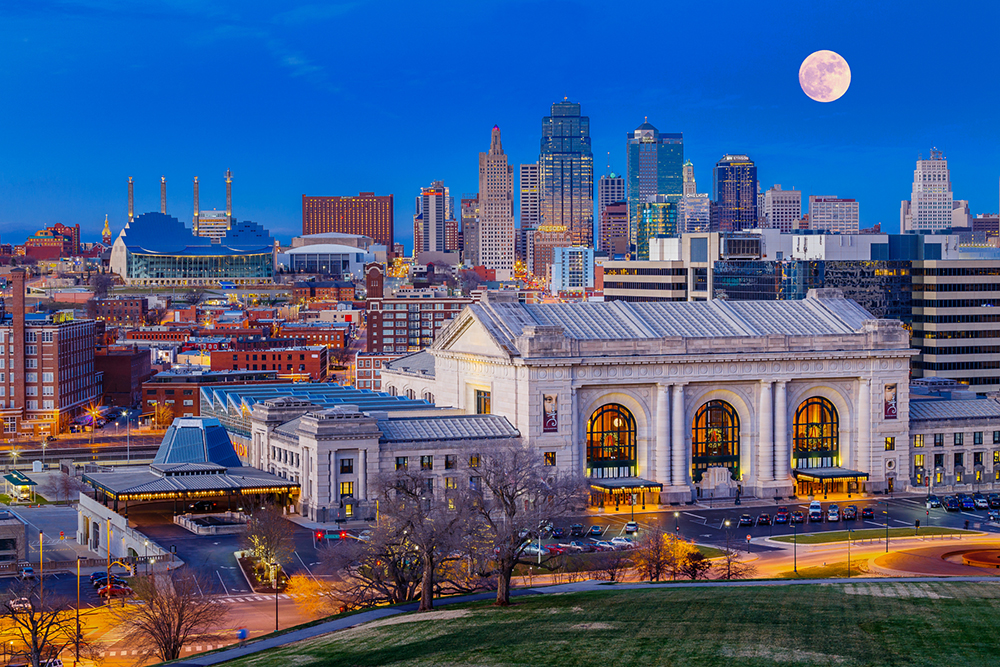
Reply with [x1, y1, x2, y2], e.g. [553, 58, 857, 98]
[587, 404, 636, 479]
[339, 481, 354, 497]
[913, 434, 924, 448]
[421, 455, 433, 471]
[885, 437, 895, 451]
[395, 456, 408, 471]
[469, 453, 480, 468]
[691, 400, 740, 482]
[793, 397, 839, 469]
[915, 454, 925, 468]
[475, 390, 491, 414]
[544, 452, 556, 466]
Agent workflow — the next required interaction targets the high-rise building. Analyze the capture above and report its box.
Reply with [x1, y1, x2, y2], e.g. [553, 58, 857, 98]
[461, 194, 479, 266]
[413, 181, 453, 255]
[478, 126, 515, 280]
[679, 193, 711, 233]
[682, 161, 697, 196]
[550, 246, 595, 292]
[901, 148, 954, 233]
[598, 173, 625, 221]
[529, 228, 571, 279]
[764, 185, 802, 233]
[627, 121, 683, 242]
[599, 201, 630, 258]
[636, 196, 678, 260]
[809, 196, 860, 234]
[302, 192, 394, 249]
[539, 101, 594, 248]
[519, 164, 540, 229]
[712, 154, 758, 232]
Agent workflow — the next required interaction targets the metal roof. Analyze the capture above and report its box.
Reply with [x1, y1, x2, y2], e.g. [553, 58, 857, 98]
[909, 398, 1000, 422]
[200, 383, 433, 417]
[377, 414, 519, 443]
[84, 466, 296, 498]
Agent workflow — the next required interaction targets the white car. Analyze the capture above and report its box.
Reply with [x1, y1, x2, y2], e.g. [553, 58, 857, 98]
[9, 597, 31, 612]
[610, 537, 635, 549]
[827, 508, 840, 522]
[624, 521, 639, 534]
[521, 544, 549, 557]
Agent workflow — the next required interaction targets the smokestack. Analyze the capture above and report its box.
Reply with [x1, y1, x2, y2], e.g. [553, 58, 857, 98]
[128, 177, 134, 222]
[193, 176, 200, 232]
[10, 269, 25, 426]
[160, 176, 167, 214]
[225, 169, 233, 218]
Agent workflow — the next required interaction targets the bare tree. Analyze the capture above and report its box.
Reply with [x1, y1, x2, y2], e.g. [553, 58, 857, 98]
[371, 469, 475, 611]
[633, 527, 670, 582]
[112, 574, 222, 663]
[153, 402, 174, 429]
[242, 503, 295, 572]
[467, 438, 588, 606]
[717, 530, 757, 580]
[321, 522, 422, 608]
[90, 273, 114, 299]
[1, 580, 90, 667]
[593, 549, 631, 583]
[678, 550, 711, 580]
[54, 472, 87, 503]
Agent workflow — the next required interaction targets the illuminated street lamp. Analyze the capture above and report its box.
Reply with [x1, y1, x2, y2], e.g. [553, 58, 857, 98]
[674, 511, 680, 537]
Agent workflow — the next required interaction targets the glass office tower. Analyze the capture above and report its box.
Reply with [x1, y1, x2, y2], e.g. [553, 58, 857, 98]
[539, 101, 594, 248]
[636, 196, 678, 260]
[627, 122, 683, 245]
[712, 155, 758, 232]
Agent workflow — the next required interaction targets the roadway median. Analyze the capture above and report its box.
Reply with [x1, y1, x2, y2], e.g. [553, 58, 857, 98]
[770, 526, 977, 545]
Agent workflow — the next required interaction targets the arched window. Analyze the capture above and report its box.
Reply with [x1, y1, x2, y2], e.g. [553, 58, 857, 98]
[691, 400, 740, 482]
[406, 388, 416, 400]
[422, 392, 434, 403]
[387, 386, 397, 396]
[793, 397, 839, 469]
[586, 404, 636, 479]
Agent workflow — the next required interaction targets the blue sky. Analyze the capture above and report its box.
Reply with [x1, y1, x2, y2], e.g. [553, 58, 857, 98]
[1, 0, 998, 251]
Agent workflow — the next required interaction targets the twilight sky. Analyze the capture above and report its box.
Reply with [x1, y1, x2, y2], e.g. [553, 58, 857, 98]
[1, 1, 998, 251]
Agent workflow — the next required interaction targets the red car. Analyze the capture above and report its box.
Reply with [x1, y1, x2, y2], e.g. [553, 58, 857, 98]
[545, 544, 568, 555]
[99, 584, 133, 598]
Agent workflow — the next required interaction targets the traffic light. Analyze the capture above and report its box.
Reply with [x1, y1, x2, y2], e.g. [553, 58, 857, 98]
[315, 531, 323, 546]
[340, 531, 347, 540]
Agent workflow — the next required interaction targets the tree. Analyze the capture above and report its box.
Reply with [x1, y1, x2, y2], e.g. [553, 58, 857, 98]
[717, 530, 757, 580]
[633, 527, 671, 582]
[371, 469, 475, 611]
[679, 550, 711, 580]
[112, 574, 221, 663]
[593, 549, 631, 583]
[285, 576, 340, 618]
[321, 521, 422, 608]
[467, 438, 588, 606]
[90, 273, 114, 299]
[54, 471, 87, 502]
[1, 580, 90, 667]
[152, 402, 174, 429]
[242, 503, 295, 572]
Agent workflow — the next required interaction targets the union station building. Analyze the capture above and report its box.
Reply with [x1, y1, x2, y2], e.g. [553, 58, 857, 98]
[379, 289, 915, 504]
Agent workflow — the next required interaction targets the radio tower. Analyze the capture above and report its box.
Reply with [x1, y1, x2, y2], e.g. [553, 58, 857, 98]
[225, 169, 233, 218]
[127, 177, 134, 222]
[193, 176, 200, 232]
[160, 176, 167, 214]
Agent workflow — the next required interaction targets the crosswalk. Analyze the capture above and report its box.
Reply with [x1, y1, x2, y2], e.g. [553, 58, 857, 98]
[98, 643, 236, 657]
[210, 593, 292, 604]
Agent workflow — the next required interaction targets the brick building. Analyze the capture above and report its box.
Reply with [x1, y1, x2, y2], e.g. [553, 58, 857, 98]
[355, 352, 400, 391]
[141, 368, 280, 418]
[0, 270, 102, 437]
[364, 264, 472, 354]
[301, 192, 394, 249]
[94, 345, 154, 407]
[24, 223, 81, 260]
[274, 322, 348, 349]
[95, 297, 150, 326]
[210, 346, 328, 381]
[292, 281, 356, 303]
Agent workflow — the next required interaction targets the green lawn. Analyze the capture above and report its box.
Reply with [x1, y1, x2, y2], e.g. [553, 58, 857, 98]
[220, 582, 1000, 667]
[777, 559, 871, 579]
[771, 526, 974, 544]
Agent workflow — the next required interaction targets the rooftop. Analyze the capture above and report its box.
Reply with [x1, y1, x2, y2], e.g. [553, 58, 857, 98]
[377, 414, 518, 443]
[909, 399, 1000, 422]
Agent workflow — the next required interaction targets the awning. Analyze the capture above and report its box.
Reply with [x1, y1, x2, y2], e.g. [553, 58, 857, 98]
[589, 478, 663, 492]
[793, 467, 869, 482]
[3, 473, 36, 486]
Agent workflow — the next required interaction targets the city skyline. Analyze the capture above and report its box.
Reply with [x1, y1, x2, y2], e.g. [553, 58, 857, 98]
[0, 1, 998, 250]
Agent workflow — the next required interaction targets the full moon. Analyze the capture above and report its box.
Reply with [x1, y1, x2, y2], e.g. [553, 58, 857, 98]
[799, 50, 851, 102]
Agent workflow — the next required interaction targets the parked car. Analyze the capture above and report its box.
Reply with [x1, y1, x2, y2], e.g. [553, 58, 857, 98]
[610, 537, 635, 549]
[926, 495, 942, 508]
[809, 508, 824, 523]
[545, 544, 568, 555]
[94, 575, 128, 589]
[959, 495, 976, 510]
[827, 505, 840, 522]
[19, 567, 34, 580]
[974, 494, 989, 510]
[988, 494, 1000, 509]
[624, 521, 639, 534]
[943, 496, 961, 511]
[756, 514, 771, 526]
[790, 511, 805, 524]
[988, 510, 1000, 523]
[551, 527, 565, 539]
[189, 500, 218, 512]
[861, 507, 875, 519]
[594, 541, 616, 551]
[567, 540, 594, 553]
[588, 525, 604, 538]
[842, 505, 858, 520]
[98, 584, 133, 598]
[774, 507, 790, 524]
[569, 524, 584, 537]
[738, 514, 753, 527]
[9, 597, 31, 612]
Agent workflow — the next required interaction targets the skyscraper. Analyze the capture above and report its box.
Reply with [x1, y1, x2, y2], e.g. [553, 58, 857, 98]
[478, 126, 515, 280]
[679, 193, 711, 233]
[519, 164, 540, 229]
[302, 192, 394, 248]
[809, 196, 859, 234]
[682, 160, 697, 196]
[626, 121, 683, 242]
[764, 185, 802, 233]
[712, 154, 758, 232]
[539, 100, 594, 248]
[901, 148, 954, 233]
[636, 195, 678, 260]
[598, 173, 625, 221]
[413, 181, 453, 255]
[599, 201, 630, 258]
[461, 194, 479, 266]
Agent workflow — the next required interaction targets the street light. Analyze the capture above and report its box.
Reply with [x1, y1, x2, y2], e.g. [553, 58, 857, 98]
[792, 520, 798, 573]
[271, 560, 279, 633]
[122, 409, 130, 462]
[144, 540, 149, 575]
[76, 555, 84, 663]
[883, 506, 890, 553]
[847, 528, 852, 579]
[674, 511, 680, 537]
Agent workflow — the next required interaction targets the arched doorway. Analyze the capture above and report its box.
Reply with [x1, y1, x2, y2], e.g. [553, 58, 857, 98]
[793, 396, 842, 495]
[691, 400, 740, 483]
[587, 403, 638, 507]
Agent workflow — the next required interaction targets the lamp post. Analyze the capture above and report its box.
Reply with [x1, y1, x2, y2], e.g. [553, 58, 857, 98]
[39, 530, 43, 609]
[883, 505, 889, 553]
[792, 520, 797, 573]
[271, 561, 279, 633]
[847, 528, 852, 579]
[122, 409, 130, 462]
[144, 540, 149, 575]
[674, 511, 680, 537]
[76, 556, 83, 663]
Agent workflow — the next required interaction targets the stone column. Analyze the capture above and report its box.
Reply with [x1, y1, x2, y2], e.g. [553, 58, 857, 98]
[571, 387, 581, 475]
[358, 448, 367, 500]
[758, 381, 773, 482]
[331, 450, 338, 508]
[671, 383, 686, 487]
[774, 380, 789, 482]
[858, 378, 871, 475]
[656, 383, 670, 485]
